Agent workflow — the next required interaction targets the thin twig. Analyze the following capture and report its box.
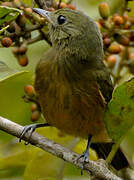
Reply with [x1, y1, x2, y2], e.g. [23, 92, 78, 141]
[58, 0, 62, 9]
[25, 24, 43, 32]
[2, 24, 42, 39]
[26, 34, 43, 44]
[0, 116, 122, 180]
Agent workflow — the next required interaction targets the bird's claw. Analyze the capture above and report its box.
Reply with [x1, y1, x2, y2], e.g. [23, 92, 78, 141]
[19, 124, 37, 144]
[77, 151, 89, 175]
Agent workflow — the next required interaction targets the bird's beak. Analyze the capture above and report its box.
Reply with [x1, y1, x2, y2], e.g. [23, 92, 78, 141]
[33, 8, 53, 23]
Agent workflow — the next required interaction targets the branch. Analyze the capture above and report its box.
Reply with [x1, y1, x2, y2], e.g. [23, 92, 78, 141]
[0, 116, 122, 180]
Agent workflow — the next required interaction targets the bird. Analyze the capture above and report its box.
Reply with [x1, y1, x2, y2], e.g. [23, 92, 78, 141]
[20, 7, 128, 171]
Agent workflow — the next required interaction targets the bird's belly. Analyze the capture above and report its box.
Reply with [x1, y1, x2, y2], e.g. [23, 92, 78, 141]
[38, 85, 110, 143]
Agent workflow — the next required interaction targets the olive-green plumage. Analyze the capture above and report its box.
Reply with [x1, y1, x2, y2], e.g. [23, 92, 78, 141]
[34, 8, 113, 142]
[20, 7, 129, 170]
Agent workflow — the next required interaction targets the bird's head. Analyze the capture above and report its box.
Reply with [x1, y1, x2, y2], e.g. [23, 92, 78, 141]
[33, 8, 103, 60]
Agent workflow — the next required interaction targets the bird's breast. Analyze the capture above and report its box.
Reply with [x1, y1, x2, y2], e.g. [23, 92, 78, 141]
[34, 54, 110, 142]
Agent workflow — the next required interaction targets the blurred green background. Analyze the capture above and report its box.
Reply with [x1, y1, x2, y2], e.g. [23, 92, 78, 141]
[1, 0, 134, 179]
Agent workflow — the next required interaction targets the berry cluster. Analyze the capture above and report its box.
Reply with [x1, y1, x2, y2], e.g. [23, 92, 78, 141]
[97, 1, 134, 85]
[0, 0, 76, 67]
[59, 2, 75, 10]
[24, 85, 41, 122]
[12, 43, 28, 66]
[0, 0, 33, 66]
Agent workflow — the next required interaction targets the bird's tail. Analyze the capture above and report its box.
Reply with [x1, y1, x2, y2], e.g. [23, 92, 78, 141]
[90, 143, 129, 170]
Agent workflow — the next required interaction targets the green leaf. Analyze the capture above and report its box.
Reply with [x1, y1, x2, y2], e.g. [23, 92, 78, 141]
[0, 6, 21, 26]
[0, 70, 34, 141]
[0, 61, 18, 80]
[0, 61, 11, 71]
[104, 78, 134, 143]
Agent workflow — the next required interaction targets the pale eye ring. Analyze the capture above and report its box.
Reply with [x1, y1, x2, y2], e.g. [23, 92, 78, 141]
[57, 15, 66, 25]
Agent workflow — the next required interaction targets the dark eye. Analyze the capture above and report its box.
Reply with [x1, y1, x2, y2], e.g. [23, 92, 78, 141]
[57, 15, 66, 25]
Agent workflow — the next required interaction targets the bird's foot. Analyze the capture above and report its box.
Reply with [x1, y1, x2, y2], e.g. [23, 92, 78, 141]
[77, 135, 92, 175]
[19, 124, 37, 145]
[19, 123, 49, 145]
[77, 149, 89, 175]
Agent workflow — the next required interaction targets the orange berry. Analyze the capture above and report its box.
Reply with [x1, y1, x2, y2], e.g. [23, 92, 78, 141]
[18, 55, 28, 66]
[31, 103, 38, 112]
[60, 2, 68, 8]
[108, 42, 121, 54]
[67, 4, 75, 10]
[103, 37, 111, 47]
[113, 15, 124, 25]
[99, 18, 104, 26]
[24, 85, 35, 96]
[124, 21, 131, 29]
[121, 36, 130, 46]
[98, 2, 110, 19]
[129, 17, 134, 24]
[123, 13, 129, 21]
[1, 37, 12, 47]
[129, 52, 134, 59]
[107, 55, 117, 67]
[115, 34, 130, 46]
[31, 110, 40, 122]
[25, 7, 33, 14]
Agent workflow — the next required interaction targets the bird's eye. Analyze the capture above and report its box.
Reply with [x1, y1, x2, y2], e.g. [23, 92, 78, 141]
[57, 15, 66, 25]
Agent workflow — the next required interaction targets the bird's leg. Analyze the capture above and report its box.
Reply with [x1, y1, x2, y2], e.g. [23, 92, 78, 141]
[19, 123, 50, 145]
[77, 135, 92, 175]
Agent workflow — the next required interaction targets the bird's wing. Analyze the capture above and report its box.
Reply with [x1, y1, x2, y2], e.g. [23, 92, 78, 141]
[95, 68, 113, 103]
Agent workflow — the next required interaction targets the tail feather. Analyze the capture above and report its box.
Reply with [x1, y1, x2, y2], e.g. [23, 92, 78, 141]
[90, 143, 129, 170]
